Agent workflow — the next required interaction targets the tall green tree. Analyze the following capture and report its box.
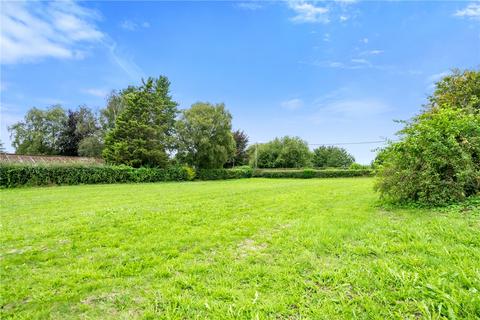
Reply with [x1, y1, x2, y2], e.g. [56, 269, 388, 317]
[176, 102, 235, 169]
[312, 146, 355, 168]
[225, 130, 249, 167]
[9, 105, 67, 155]
[249, 136, 311, 168]
[103, 76, 178, 167]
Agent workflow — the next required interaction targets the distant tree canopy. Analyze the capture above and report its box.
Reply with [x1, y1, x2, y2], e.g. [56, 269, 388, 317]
[9, 105, 67, 155]
[249, 136, 311, 168]
[103, 76, 178, 168]
[176, 102, 235, 169]
[58, 107, 99, 156]
[100, 87, 136, 132]
[225, 130, 249, 167]
[375, 69, 480, 206]
[312, 146, 355, 168]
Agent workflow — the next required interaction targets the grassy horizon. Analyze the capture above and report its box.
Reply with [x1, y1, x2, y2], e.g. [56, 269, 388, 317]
[1, 178, 479, 319]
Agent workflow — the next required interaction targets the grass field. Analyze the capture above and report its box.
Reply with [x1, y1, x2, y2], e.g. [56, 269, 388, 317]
[1, 178, 479, 319]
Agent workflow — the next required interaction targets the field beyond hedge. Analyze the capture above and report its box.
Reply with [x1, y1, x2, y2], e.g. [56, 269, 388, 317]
[1, 178, 479, 319]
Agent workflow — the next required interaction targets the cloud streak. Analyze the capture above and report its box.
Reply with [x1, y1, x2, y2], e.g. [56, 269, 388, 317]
[281, 98, 303, 110]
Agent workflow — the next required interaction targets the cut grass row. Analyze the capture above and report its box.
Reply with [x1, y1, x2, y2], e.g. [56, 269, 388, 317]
[1, 178, 479, 319]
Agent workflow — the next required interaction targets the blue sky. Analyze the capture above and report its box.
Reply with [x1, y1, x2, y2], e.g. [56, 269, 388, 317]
[1, 0, 479, 163]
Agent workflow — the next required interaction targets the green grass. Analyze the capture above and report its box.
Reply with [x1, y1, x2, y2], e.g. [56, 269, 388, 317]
[1, 178, 479, 319]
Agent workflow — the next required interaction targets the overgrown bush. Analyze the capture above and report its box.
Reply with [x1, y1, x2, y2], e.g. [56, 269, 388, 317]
[253, 168, 373, 179]
[375, 106, 480, 206]
[0, 164, 194, 187]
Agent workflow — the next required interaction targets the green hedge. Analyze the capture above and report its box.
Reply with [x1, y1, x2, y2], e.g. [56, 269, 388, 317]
[0, 165, 194, 188]
[0, 165, 373, 188]
[195, 166, 253, 180]
[252, 168, 373, 179]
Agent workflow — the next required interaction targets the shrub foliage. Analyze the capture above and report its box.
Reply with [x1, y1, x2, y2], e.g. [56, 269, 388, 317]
[0, 165, 194, 187]
[253, 168, 373, 179]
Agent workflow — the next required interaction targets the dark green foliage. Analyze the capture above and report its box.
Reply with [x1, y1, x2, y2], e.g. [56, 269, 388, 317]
[312, 146, 355, 168]
[196, 166, 253, 180]
[58, 107, 99, 156]
[0, 164, 194, 188]
[175, 102, 236, 169]
[103, 76, 178, 168]
[225, 130, 249, 167]
[253, 168, 373, 179]
[249, 136, 311, 168]
[9, 105, 67, 155]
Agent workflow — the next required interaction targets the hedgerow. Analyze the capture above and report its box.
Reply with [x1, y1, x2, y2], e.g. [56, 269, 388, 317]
[252, 168, 373, 179]
[0, 164, 373, 188]
[195, 166, 253, 180]
[0, 164, 194, 188]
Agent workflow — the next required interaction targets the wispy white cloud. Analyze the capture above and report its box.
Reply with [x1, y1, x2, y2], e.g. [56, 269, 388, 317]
[83, 88, 108, 98]
[0, 1, 144, 81]
[361, 49, 384, 56]
[281, 98, 304, 110]
[120, 20, 150, 31]
[106, 42, 144, 81]
[309, 59, 372, 70]
[454, 3, 480, 20]
[321, 99, 390, 117]
[288, 1, 329, 24]
[236, 2, 263, 10]
[0, 0, 103, 64]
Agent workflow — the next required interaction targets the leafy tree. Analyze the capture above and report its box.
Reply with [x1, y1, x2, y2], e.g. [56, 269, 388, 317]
[78, 134, 104, 157]
[427, 69, 479, 114]
[103, 76, 178, 168]
[100, 87, 136, 131]
[176, 102, 235, 169]
[225, 130, 249, 167]
[249, 136, 311, 168]
[9, 105, 67, 155]
[0, 139, 5, 153]
[312, 146, 355, 168]
[58, 106, 99, 156]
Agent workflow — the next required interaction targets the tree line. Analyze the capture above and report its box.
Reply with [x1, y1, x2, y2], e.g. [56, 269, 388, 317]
[8, 75, 356, 169]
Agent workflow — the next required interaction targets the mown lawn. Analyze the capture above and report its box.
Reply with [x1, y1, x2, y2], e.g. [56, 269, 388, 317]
[1, 178, 479, 319]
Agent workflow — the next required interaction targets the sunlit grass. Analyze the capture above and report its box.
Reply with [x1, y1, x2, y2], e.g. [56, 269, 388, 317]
[1, 178, 479, 319]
